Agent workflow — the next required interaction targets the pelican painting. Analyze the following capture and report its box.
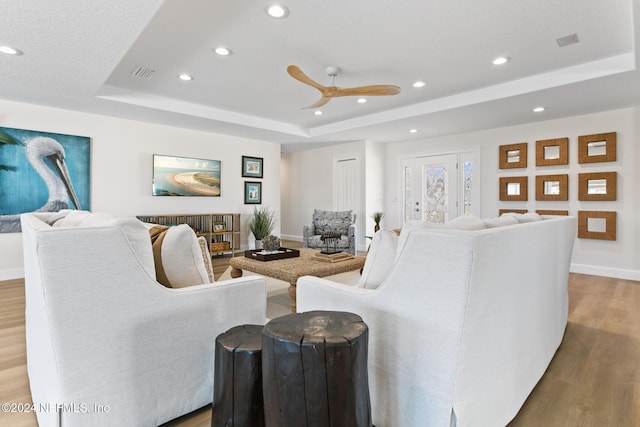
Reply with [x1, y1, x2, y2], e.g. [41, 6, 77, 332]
[0, 127, 90, 233]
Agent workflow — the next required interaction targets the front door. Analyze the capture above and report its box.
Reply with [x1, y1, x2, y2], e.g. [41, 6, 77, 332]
[402, 154, 459, 223]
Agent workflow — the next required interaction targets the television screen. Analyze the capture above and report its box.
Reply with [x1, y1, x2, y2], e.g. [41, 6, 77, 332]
[153, 154, 221, 196]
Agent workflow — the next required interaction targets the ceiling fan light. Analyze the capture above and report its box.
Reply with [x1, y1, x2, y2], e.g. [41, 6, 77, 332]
[492, 56, 510, 65]
[357, 98, 367, 104]
[214, 47, 232, 56]
[409, 129, 418, 134]
[314, 110, 323, 115]
[178, 73, 193, 81]
[267, 5, 289, 18]
[533, 106, 546, 113]
[0, 45, 23, 55]
[412, 81, 426, 88]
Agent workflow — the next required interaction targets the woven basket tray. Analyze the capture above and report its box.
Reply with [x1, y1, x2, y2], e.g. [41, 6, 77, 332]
[210, 241, 231, 252]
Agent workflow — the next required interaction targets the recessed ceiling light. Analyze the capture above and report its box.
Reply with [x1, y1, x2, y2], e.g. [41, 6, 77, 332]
[267, 5, 289, 18]
[178, 73, 193, 81]
[214, 47, 232, 56]
[314, 110, 323, 115]
[357, 98, 367, 104]
[0, 45, 23, 55]
[492, 56, 510, 65]
[533, 106, 546, 113]
[412, 81, 426, 88]
[409, 129, 418, 134]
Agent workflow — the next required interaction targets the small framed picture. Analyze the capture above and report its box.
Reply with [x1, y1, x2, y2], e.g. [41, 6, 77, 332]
[244, 181, 262, 204]
[213, 222, 226, 232]
[242, 156, 264, 178]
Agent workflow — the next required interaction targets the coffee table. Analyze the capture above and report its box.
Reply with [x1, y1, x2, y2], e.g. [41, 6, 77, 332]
[229, 248, 365, 312]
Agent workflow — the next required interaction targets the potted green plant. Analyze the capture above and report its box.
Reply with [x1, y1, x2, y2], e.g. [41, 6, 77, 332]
[371, 211, 384, 232]
[248, 206, 276, 249]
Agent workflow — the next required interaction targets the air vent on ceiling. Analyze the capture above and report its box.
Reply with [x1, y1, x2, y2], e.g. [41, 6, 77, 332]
[132, 66, 155, 79]
[556, 33, 579, 47]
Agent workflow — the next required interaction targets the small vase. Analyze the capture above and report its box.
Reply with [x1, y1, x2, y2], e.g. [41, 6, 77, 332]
[374, 224, 380, 232]
[255, 240, 263, 250]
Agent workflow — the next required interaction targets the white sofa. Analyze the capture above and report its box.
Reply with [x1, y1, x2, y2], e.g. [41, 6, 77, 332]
[297, 215, 576, 427]
[20, 212, 267, 427]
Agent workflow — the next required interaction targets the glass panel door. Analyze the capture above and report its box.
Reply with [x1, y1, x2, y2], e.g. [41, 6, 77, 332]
[403, 154, 458, 223]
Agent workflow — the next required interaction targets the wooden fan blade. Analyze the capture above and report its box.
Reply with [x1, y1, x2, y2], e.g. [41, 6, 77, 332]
[287, 65, 326, 91]
[302, 96, 332, 109]
[335, 85, 401, 97]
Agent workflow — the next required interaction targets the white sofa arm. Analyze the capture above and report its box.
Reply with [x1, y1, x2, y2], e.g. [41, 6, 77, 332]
[297, 275, 374, 313]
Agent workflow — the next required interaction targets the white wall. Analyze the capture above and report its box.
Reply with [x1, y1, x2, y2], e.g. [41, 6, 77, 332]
[280, 142, 367, 249]
[384, 107, 640, 280]
[0, 99, 281, 280]
[364, 142, 385, 240]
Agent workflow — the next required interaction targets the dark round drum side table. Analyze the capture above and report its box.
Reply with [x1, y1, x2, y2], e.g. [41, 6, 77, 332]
[262, 311, 372, 427]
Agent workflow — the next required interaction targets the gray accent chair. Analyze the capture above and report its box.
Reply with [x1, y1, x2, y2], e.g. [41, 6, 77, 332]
[303, 209, 356, 255]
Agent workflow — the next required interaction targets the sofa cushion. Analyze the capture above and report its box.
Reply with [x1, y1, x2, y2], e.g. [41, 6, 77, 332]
[312, 209, 353, 236]
[52, 211, 156, 279]
[51, 210, 92, 227]
[502, 212, 543, 223]
[45, 209, 73, 226]
[484, 215, 519, 228]
[149, 224, 211, 288]
[359, 229, 399, 289]
[197, 236, 215, 283]
[445, 215, 487, 230]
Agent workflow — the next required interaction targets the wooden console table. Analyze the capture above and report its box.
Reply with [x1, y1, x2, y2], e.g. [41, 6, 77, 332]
[229, 248, 365, 312]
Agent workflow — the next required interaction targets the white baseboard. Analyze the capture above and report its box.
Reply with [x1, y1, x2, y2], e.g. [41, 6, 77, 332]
[0, 268, 24, 281]
[571, 263, 640, 282]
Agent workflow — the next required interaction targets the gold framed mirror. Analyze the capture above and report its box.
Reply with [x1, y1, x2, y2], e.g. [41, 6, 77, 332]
[536, 137, 568, 166]
[536, 209, 569, 216]
[578, 172, 617, 201]
[535, 174, 568, 201]
[499, 176, 528, 201]
[499, 209, 527, 215]
[578, 132, 616, 163]
[499, 143, 527, 169]
[578, 210, 616, 240]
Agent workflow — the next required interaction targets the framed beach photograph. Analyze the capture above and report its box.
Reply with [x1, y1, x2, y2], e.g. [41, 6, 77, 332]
[213, 222, 227, 232]
[242, 155, 263, 178]
[0, 126, 91, 233]
[244, 181, 262, 204]
[153, 154, 221, 196]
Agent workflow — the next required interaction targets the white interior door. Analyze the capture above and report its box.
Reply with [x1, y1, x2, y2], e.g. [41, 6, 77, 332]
[334, 157, 359, 212]
[402, 154, 459, 223]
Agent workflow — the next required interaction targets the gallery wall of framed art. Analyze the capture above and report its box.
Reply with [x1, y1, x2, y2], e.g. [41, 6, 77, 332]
[497, 131, 619, 240]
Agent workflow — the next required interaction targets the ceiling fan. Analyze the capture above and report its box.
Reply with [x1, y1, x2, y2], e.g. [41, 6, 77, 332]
[287, 65, 401, 109]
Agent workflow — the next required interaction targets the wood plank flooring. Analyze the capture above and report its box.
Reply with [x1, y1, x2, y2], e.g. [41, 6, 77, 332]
[1, 257, 639, 426]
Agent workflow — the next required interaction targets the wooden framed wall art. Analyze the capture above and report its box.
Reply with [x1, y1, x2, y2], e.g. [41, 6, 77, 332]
[499, 209, 528, 215]
[578, 172, 617, 201]
[577, 210, 616, 240]
[535, 174, 568, 201]
[536, 209, 569, 216]
[578, 132, 616, 163]
[499, 176, 528, 201]
[499, 143, 527, 169]
[536, 137, 568, 166]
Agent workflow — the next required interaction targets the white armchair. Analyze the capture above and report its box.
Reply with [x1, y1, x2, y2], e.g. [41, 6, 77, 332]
[20, 212, 267, 427]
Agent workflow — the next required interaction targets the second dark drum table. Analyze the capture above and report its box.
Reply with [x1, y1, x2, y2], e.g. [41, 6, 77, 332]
[229, 248, 365, 312]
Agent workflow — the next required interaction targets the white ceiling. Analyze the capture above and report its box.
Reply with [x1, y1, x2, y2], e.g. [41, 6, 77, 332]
[1, 0, 639, 151]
